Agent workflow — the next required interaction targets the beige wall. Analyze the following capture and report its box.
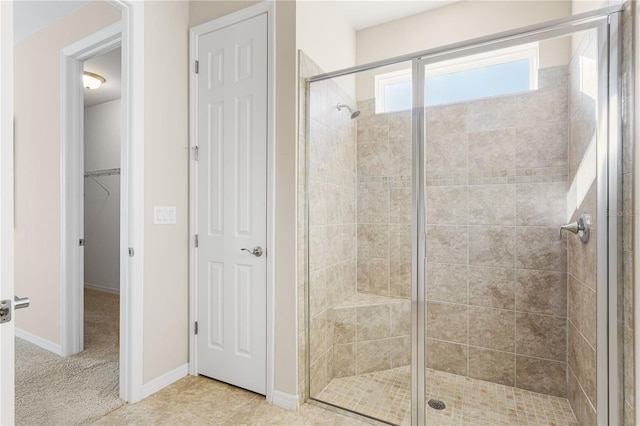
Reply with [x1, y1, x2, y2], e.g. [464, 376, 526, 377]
[296, 0, 356, 96]
[354, 1, 573, 101]
[188, 0, 299, 396]
[14, 1, 121, 345]
[142, 0, 190, 384]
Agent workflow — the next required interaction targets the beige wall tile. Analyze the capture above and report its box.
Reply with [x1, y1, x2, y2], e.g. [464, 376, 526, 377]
[516, 227, 567, 272]
[425, 104, 467, 137]
[357, 139, 389, 177]
[390, 336, 412, 368]
[425, 133, 468, 174]
[568, 322, 596, 407]
[567, 274, 596, 347]
[468, 128, 516, 171]
[390, 301, 411, 337]
[515, 120, 568, 169]
[568, 367, 596, 426]
[426, 186, 469, 225]
[426, 339, 468, 376]
[468, 184, 515, 226]
[468, 347, 515, 386]
[466, 96, 517, 133]
[426, 263, 468, 304]
[333, 344, 356, 378]
[567, 228, 596, 289]
[426, 226, 469, 265]
[389, 260, 411, 298]
[516, 356, 566, 397]
[332, 307, 356, 345]
[390, 188, 411, 224]
[357, 112, 389, 142]
[516, 269, 567, 316]
[357, 339, 391, 374]
[516, 313, 566, 361]
[357, 259, 389, 295]
[357, 304, 390, 341]
[426, 302, 468, 344]
[516, 182, 567, 227]
[468, 307, 515, 352]
[469, 226, 516, 268]
[357, 224, 389, 259]
[468, 266, 515, 310]
[357, 188, 390, 224]
[389, 225, 412, 261]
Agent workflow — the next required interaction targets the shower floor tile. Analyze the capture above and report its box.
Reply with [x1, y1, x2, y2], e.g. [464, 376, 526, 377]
[315, 367, 578, 426]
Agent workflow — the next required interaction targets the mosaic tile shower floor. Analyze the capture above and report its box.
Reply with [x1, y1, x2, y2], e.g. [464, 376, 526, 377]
[316, 367, 579, 426]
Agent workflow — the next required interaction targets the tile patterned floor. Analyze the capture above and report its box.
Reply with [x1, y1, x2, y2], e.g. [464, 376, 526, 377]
[95, 367, 578, 425]
[316, 367, 579, 426]
[94, 375, 369, 425]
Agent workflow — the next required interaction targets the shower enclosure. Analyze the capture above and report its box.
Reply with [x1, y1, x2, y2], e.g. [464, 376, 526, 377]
[304, 7, 626, 426]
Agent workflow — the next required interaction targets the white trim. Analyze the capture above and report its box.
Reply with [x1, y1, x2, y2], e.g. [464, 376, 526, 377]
[60, 0, 145, 405]
[188, 1, 277, 403]
[374, 42, 539, 113]
[271, 390, 299, 412]
[15, 328, 62, 356]
[141, 363, 188, 399]
[61, 21, 122, 359]
[84, 282, 120, 295]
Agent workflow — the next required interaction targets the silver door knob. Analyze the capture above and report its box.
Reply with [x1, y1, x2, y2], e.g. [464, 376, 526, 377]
[14, 295, 30, 310]
[241, 246, 264, 257]
[560, 212, 591, 244]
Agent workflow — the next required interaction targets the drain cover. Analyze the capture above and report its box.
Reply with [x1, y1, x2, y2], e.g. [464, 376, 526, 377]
[428, 399, 446, 410]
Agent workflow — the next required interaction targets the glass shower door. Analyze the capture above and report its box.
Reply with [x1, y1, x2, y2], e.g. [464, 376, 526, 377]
[306, 61, 415, 425]
[420, 27, 610, 425]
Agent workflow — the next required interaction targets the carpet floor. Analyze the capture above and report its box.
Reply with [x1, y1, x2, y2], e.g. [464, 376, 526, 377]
[15, 288, 123, 425]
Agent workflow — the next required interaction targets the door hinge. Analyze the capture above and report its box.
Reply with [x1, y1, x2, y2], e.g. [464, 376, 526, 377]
[79, 238, 85, 247]
[195, 234, 199, 248]
[128, 247, 135, 257]
[194, 321, 198, 335]
[193, 145, 199, 161]
[195, 60, 199, 74]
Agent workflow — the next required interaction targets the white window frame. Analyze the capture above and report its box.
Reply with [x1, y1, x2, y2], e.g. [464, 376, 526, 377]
[374, 42, 539, 113]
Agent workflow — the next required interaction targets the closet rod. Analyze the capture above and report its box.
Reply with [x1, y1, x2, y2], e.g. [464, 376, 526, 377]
[84, 167, 120, 177]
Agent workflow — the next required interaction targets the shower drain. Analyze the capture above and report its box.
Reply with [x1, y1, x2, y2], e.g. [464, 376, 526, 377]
[428, 399, 446, 410]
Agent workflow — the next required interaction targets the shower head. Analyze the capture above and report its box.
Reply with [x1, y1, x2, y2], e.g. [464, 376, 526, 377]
[337, 103, 360, 119]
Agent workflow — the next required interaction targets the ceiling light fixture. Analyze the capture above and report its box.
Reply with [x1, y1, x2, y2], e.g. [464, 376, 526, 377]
[83, 71, 105, 90]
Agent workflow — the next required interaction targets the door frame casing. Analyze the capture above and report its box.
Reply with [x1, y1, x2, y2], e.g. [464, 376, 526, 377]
[60, 0, 145, 403]
[188, 1, 276, 404]
[0, 1, 15, 423]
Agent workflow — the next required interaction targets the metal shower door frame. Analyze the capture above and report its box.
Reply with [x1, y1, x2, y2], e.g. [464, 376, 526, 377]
[413, 13, 621, 426]
[305, 5, 623, 426]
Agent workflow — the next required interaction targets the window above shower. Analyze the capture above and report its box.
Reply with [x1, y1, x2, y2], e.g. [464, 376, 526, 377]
[375, 43, 539, 113]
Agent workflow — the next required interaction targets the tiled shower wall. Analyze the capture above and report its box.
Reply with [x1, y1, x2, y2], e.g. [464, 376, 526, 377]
[566, 31, 598, 426]
[306, 58, 358, 396]
[422, 66, 570, 397]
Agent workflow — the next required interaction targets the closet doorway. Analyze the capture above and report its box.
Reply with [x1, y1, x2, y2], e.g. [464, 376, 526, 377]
[81, 46, 122, 382]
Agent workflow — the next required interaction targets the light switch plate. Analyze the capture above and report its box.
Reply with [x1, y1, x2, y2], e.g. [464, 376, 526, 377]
[154, 206, 176, 225]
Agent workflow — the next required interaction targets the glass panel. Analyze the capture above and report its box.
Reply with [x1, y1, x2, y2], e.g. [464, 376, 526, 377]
[423, 30, 599, 425]
[306, 60, 414, 425]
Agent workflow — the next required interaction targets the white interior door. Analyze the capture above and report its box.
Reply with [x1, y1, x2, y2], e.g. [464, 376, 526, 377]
[0, 1, 15, 422]
[196, 13, 268, 395]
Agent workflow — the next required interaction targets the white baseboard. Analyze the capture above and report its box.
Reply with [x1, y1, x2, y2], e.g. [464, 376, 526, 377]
[271, 390, 299, 412]
[84, 282, 120, 294]
[15, 328, 62, 356]
[141, 363, 188, 399]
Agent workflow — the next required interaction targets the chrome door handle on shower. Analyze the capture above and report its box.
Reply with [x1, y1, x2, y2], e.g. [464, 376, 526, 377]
[559, 212, 591, 244]
[241, 246, 264, 257]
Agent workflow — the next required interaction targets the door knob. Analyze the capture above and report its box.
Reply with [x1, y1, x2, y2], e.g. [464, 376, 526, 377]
[14, 295, 30, 310]
[241, 246, 264, 257]
[560, 212, 591, 244]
